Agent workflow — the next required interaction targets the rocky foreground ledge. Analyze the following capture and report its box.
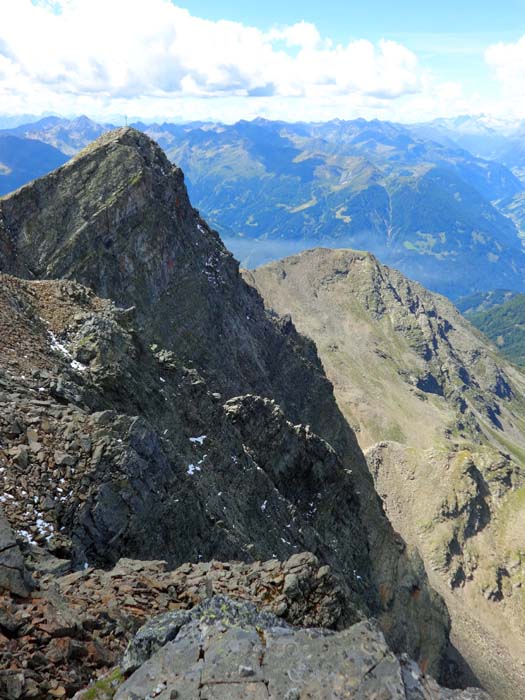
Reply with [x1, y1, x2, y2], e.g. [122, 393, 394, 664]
[83, 596, 488, 700]
[1, 539, 339, 698]
[1, 510, 487, 700]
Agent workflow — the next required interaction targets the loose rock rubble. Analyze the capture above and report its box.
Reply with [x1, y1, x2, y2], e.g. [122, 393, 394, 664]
[0, 553, 352, 699]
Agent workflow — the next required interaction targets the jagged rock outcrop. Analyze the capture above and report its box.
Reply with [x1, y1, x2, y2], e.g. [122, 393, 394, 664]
[0, 129, 452, 681]
[0, 274, 369, 605]
[246, 247, 525, 698]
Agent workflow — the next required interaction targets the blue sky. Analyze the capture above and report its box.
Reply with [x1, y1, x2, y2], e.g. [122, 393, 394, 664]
[179, 0, 524, 94]
[0, 0, 523, 123]
[178, 0, 524, 38]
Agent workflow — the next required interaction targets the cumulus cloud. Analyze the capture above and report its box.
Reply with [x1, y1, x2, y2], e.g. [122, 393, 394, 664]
[485, 35, 525, 97]
[0, 0, 424, 117]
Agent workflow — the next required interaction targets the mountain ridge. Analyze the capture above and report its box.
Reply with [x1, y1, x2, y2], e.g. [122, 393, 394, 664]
[0, 134, 68, 197]
[246, 246, 525, 699]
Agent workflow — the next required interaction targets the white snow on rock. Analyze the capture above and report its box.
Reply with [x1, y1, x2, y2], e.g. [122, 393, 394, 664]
[70, 360, 87, 372]
[48, 331, 87, 372]
[190, 435, 207, 445]
[48, 331, 70, 357]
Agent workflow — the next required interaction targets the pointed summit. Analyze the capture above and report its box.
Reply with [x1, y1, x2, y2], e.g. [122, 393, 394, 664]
[67, 126, 174, 174]
[0, 127, 249, 382]
[0, 129, 290, 399]
[0, 126, 217, 304]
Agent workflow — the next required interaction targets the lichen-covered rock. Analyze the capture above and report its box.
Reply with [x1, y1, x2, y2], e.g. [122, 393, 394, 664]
[121, 609, 193, 673]
[116, 596, 490, 700]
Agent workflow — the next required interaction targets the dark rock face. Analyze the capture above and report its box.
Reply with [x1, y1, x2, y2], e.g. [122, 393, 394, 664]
[0, 276, 369, 612]
[0, 130, 450, 680]
[0, 506, 34, 597]
[115, 596, 489, 700]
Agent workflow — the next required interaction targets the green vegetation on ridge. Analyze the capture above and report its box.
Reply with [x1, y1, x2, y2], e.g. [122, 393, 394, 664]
[466, 294, 525, 368]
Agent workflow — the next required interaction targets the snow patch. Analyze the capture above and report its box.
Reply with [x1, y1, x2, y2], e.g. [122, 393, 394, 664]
[70, 360, 87, 372]
[48, 331, 70, 357]
[190, 435, 207, 445]
[48, 331, 87, 372]
[17, 529, 36, 544]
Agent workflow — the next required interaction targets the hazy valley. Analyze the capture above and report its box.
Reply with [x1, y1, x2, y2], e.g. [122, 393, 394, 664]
[2, 115, 525, 299]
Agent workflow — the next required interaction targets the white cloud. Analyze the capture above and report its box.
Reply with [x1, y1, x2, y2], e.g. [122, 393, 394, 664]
[267, 21, 323, 50]
[483, 35, 525, 120]
[0, 0, 516, 122]
[485, 35, 525, 97]
[0, 0, 424, 118]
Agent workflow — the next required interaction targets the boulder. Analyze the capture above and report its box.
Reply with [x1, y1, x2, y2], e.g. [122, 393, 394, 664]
[0, 506, 34, 597]
[117, 596, 490, 700]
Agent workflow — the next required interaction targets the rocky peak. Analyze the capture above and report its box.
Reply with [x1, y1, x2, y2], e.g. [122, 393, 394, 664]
[0, 127, 194, 301]
[0, 128, 288, 400]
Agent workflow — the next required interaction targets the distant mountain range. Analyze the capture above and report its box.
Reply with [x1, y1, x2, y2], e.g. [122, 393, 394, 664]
[410, 115, 525, 182]
[0, 134, 67, 194]
[1, 114, 525, 299]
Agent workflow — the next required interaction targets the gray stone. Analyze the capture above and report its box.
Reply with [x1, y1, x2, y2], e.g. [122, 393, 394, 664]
[284, 691, 300, 700]
[121, 610, 192, 673]
[116, 596, 489, 700]
[13, 446, 29, 468]
[282, 573, 301, 599]
[0, 506, 34, 597]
